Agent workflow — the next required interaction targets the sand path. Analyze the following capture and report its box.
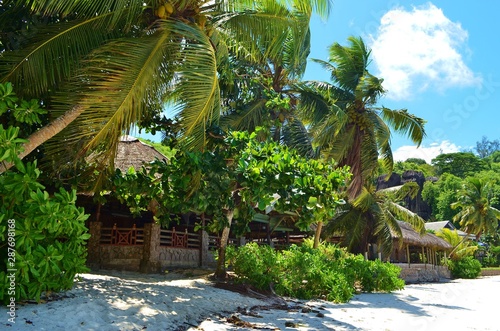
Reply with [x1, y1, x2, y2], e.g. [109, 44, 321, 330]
[1, 271, 499, 331]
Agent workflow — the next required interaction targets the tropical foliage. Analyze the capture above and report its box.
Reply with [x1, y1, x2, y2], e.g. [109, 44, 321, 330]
[436, 228, 477, 261]
[300, 36, 426, 198]
[0, 0, 330, 174]
[226, 239, 404, 303]
[112, 129, 350, 277]
[324, 182, 425, 255]
[451, 177, 500, 240]
[0, 86, 89, 303]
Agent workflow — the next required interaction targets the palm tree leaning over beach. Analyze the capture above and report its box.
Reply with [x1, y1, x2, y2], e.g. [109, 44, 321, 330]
[0, 0, 331, 175]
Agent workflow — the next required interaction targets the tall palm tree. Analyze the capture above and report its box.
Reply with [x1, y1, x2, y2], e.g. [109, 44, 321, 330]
[300, 36, 426, 199]
[0, 0, 331, 174]
[452, 177, 500, 240]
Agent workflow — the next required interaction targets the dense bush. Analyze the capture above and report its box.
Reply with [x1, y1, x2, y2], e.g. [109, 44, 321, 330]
[447, 256, 482, 279]
[480, 245, 500, 267]
[226, 239, 405, 303]
[0, 84, 90, 303]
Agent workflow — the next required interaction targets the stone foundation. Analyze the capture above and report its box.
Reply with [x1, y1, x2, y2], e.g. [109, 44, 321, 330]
[87, 221, 213, 273]
[396, 263, 451, 283]
[99, 245, 143, 271]
[158, 247, 199, 269]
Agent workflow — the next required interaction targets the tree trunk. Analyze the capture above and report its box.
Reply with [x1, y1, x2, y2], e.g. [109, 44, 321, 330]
[214, 209, 234, 279]
[0, 105, 85, 173]
[341, 128, 364, 200]
[313, 221, 323, 249]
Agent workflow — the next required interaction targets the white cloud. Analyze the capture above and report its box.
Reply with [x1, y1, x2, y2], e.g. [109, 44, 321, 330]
[370, 3, 481, 100]
[393, 140, 461, 164]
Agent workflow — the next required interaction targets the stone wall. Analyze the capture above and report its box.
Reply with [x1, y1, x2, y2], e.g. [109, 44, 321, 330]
[87, 221, 214, 273]
[480, 269, 500, 277]
[396, 263, 451, 283]
[99, 245, 143, 272]
[158, 247, 200, 269]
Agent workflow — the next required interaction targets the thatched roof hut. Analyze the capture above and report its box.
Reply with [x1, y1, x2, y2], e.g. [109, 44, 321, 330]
[394, 221, 452, 250]
[115, 135, 167, 173]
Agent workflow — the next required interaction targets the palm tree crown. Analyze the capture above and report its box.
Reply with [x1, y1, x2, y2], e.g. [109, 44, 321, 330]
[300, 36, 426, 198]
[452, 177, 500, 240]
[0, 0, 331, 175]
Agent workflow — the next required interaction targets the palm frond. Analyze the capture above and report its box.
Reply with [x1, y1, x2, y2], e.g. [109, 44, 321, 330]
[351, 186, 376, 211]
[385, 201, 425, 234]
[220, 99, 268, 132]
[327, 36, 370, 93]
[281, 117, 317, 158]
[45, 27, 178, 167]
[381, 107, 426, 147]
[0, 14, 125, 97]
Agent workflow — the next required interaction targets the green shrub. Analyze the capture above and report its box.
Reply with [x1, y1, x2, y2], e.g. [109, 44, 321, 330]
[227, 239, 404, 303]
[448, 256, 482, 279]
[226, 243, 278, 290]
[0, 85, 90, 303]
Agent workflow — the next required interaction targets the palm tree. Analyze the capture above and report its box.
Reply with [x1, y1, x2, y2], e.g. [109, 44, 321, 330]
[0, 0, 331, 174]
[219, 17, 319, 159]
[451, 177, 500, 240]
[435, 228, 477, 261]
[324, 182, 425, 255]
[300, 36, 426, 199]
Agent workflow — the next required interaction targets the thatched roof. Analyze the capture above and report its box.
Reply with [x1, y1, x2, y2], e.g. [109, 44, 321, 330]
[394, 221, 452, 250]
[115, 135, 167, 173]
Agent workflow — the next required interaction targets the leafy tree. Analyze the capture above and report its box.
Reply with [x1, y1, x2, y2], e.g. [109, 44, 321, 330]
[405, 158, 427, 165]
[219, 13, 317, 154]
[112, 129, 349, 278]
[422, 173, 463, 222]
[475, 136, 500, 158]
[393, 159, 435, 178]
[487, 150, 500, 164]
[299, 36, 426, 199]
[0, 0, 330, 174]
[431, 152, 486, 178]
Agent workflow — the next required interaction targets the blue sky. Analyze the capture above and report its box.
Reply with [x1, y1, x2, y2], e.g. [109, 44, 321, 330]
[305, 0, 500, 163]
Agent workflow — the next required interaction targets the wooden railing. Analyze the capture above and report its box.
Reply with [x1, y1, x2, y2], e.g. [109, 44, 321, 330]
[160, 227, 200, 249]
[208, 236, 238, 251]
[100, 224, 144, 245]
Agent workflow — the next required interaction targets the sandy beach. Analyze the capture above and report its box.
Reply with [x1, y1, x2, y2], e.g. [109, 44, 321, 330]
[2, 271, 499, 331]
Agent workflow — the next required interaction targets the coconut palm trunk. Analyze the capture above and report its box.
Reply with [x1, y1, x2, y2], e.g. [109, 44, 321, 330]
[341, 128, 364, 199]
[0, 105, 84, 173]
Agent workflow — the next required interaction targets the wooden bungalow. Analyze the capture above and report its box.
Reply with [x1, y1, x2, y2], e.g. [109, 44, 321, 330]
[82, 136, 220, 273]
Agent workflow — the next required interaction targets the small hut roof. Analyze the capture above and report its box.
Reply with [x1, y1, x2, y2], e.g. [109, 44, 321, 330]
[394, 221, 452, 250]
[114, 135, 167, 173]
[424, 221, 456, 232]
[424, 221, 474, 239]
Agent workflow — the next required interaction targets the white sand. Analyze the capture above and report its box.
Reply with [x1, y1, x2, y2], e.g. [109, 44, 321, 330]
[2, 271, 499, 331]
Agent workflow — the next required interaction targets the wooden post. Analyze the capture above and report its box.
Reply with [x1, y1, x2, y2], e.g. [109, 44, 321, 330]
[87, 221, 102, 271]
[422, 247, 426, 269]
[406, 244, 410, 267]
